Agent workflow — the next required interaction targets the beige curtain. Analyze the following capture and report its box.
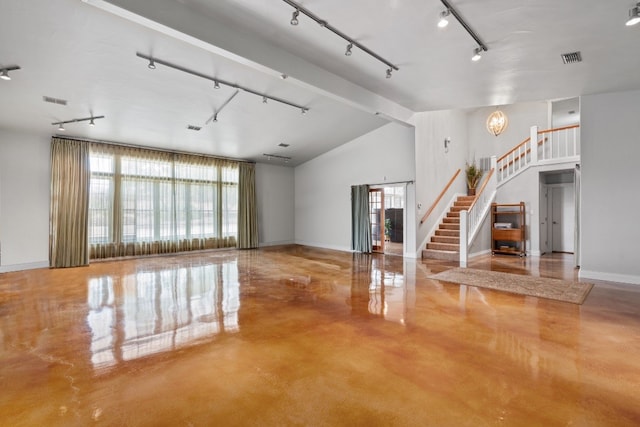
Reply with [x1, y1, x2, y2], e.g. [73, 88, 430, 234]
[88, 143, 238, 259]
[237, 162, 258, 249]
[49, 138, 90, 268]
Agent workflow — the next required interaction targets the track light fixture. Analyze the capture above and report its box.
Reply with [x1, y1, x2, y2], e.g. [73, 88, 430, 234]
[263, 96, 268, 104]
[471, 47, 483, 62]
[627, 2, 640, 26]
[438, 9, 451, 28]
[148, 59, 156, 69]
[206, 90, 239, 125]
[439, 0, 489, 60]
[301, 108, 308, 115]
[282, 0, 399, 78]
[136, 53, 309, 114]
[214, 80, 220, 89]
[291, 9, 299, 25]
[0, 65, 21, 81]
[386, 68, 393, 79]
[52, 115, 105, 130]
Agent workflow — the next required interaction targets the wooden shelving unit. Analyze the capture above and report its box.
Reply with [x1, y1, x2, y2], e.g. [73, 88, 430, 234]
[491, 202, 526, 256]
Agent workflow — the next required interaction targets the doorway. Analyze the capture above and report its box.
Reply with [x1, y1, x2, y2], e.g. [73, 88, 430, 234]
[540, 170, 576, 255]
[369, 186, 405, 256]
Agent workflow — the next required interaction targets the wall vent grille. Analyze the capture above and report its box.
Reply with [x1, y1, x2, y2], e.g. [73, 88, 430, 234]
[561, 51, 582, 64]
[43, 96, 68, 106]
[187, 125, 202, 131]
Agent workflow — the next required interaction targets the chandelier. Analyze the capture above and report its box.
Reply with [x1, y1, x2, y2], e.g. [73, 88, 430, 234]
[486, 110, 508, 136]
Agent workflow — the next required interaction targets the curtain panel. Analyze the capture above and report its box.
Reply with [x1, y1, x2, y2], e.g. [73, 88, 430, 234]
[237, 162, 258, 249]
[351, 185, 372, 253]
[49, 138, 91, 268]
[87, 143, 241, 259]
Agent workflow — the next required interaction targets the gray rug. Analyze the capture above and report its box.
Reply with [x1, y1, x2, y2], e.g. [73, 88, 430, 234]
[429, 268, 593, 304]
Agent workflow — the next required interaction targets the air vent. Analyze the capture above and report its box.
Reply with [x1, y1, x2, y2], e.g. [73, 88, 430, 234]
[278, 143, 290, 147]
[561, 51, 582, 64]
[43, 96, 68, 106]
[187, 125, 201, 131]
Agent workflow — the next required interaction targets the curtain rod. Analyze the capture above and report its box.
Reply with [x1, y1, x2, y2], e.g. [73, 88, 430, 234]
[52, 134, 255, 164]
[367, 180, 414, 186]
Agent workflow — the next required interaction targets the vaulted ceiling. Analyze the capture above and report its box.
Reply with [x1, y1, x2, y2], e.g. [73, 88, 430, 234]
[1, 0, 639, 165]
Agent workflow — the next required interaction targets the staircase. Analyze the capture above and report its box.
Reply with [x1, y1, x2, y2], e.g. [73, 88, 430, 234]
[422, 195, 475, 261]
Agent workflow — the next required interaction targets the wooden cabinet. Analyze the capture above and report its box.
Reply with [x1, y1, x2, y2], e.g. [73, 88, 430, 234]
[491, 202, 526, 256]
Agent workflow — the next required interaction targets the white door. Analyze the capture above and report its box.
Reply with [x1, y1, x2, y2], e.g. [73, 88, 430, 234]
[551, 185, 575, 253]
[540, 184, 549, 254]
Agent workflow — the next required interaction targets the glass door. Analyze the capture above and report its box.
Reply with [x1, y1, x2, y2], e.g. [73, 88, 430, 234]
[369, 189, 384, 253]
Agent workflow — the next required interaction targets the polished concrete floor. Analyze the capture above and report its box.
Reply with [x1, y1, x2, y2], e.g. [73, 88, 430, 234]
[1, 246, 639, 426]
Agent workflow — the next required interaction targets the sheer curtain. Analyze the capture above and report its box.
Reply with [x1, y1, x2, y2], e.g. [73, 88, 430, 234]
[351, 185, 372, 253]
[237, 162, 258, 249]
[49, 137, 91, 267]
[88, 143, 240, 259]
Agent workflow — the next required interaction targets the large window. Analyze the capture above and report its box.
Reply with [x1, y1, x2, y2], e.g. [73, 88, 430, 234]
[88, 144, 239, 259]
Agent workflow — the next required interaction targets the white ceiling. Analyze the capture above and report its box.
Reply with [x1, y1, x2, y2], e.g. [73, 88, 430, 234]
[1, 0, 639, 166]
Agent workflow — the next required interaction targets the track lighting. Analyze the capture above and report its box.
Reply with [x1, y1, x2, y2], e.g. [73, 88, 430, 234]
[282, 0, 398, 78]
[136, 53, 309, 114]
[627, 2, 640, 26]
[214, 80, 220, 89]
[438, 9, 450, 28]
[52, 115, 105, 130]
[345, 43, 353, 56]
[471, 47, 483, 62]
[213, 114, 218, 123]
[439, 0, 489, 59]
[291, 9, 299, 25]
[263, 96, 268, 104]
[386, 68, 393, 79]
[148, 59, 156, 69]
[0, 65, 20, 81]
[301, 108, 308, 115]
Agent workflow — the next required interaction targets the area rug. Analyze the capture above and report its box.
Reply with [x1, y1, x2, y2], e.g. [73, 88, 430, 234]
[429, 268, 593, 304]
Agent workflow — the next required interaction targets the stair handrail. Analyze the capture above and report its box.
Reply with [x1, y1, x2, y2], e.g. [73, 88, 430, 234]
[497, 137, 531, 163]
[420, 168, 461, 225]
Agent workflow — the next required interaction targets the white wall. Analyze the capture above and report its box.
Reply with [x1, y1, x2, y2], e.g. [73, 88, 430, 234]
[580, 89, 640, 284]
[413, 109, 468, 252]
[294, 122, 416, 254]
[0, 129, 51, 271]
[255, 162, 294, 246]
[466, 101, 549, 162]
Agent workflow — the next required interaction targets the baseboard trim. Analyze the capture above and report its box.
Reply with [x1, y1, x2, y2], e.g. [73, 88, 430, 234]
[293, 240, 352, 253]
[259, 240, 295, 248]
[579, 270, 640, 286]
[0, 261, 49, 273]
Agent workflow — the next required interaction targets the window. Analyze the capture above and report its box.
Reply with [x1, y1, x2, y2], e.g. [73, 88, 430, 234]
[88, 145, 239, 258]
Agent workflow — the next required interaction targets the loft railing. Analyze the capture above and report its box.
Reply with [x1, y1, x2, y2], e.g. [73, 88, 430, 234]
[496, 124, 580, 184]
[460, 158, 497, 267]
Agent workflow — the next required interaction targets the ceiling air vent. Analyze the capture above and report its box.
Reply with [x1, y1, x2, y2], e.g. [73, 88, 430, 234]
[278, 143, 290, 147]
[43, 96, 68, 106]
[561, 51, 582, 64]
[187, 125, 201, 131]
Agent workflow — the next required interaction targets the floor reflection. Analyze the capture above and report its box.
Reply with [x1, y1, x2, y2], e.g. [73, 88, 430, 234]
[87, 260, 240, 371]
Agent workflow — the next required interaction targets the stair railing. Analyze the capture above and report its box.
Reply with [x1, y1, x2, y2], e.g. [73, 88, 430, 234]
[459, 157, 497, 267]
[497, 124, 580, 185]
[420, 169, 461, 225]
